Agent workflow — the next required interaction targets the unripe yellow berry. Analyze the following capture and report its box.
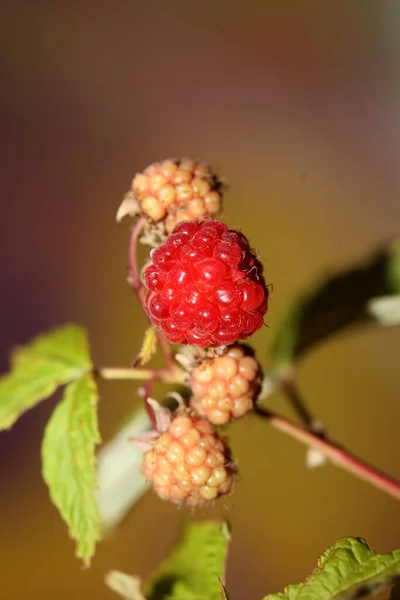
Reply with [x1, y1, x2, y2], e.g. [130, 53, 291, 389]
[130, 158, 224, 233]
[141, 413, 236, 506]
[189, 343, 263, 425]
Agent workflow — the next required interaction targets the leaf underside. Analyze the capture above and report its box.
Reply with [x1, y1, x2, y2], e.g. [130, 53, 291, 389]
[95, 405, 152, 535]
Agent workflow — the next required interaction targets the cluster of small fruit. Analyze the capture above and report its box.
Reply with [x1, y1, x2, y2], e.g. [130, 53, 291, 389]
[119, 159, 269, 508]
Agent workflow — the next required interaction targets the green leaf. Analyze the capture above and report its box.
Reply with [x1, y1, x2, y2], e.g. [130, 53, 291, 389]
[144, 520, 231, 600]
[134, 327, 158, 367]
[41, 372, 101, 566]
[95, 406, 151, 535]
[107, 521, 231, 600]
[263, 537, 400, 600]
[271, 239, 400, 369]
[0, 324, 91, 430]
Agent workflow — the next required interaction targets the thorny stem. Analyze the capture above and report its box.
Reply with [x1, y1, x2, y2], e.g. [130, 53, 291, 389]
[128, 217, 174, 370]
[255, 406, 400, 502]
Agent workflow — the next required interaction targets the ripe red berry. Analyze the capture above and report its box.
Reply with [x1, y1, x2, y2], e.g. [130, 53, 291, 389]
[141, 412, 237, 506]
[130, 158, 223, 233]
[190, 344, 263, 425]
[144, 220, 269, 347]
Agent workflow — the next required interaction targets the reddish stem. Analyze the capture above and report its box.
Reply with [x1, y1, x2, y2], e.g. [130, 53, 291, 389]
[128, 218, 174, 370]
[255, 406, 400, 501]
[143, 374, 162, 429]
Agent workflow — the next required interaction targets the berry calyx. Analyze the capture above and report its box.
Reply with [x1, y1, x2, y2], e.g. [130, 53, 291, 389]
[189, 344, 263, 425]
[118, 158, 223, 234]
[144, 219, 269, 347]
[133, 400, 237, 506]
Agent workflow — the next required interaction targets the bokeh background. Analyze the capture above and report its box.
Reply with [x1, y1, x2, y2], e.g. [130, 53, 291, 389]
[1, 1, 400, 599]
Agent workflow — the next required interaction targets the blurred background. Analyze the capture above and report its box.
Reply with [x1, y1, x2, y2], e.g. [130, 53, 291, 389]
[1, 1, 400, 598]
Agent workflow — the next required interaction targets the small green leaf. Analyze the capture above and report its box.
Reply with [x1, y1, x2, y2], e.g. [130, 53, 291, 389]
[144, 520, 231, 600]
[134, 327, 158, 367]
[263, 537, 400, 600]
[42, 373, 101, 566]
[105, 571, 146, 600]
[271, 240, 400, 369]
[0, 324, 91, 430]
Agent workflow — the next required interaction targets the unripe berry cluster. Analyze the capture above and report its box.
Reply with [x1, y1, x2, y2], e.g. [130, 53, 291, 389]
[132, 158, 223, 233]
[189, 344, 263, 425]
[141, 412, 236, 506]
[126, 157, 269, 508]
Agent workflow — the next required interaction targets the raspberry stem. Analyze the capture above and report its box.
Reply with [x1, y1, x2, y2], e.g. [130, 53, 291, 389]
[97, 366, 400, 500]
[96, 365, 185, 385]
[255, 406, 400, 501]
[127, 217, 175, 371]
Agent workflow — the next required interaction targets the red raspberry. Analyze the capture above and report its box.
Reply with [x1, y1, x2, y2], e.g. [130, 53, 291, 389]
[189, 344, 263, 425]
[144, 220, 269, 347]
[141, 412, 236, 506]
[131, 158, 223, 233]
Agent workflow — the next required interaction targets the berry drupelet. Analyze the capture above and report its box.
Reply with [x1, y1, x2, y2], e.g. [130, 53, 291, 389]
[144, 219, 269, 347]
[132, 158, 223, 233]
[141, 412, 236, 506]
[189, 343, 263, 425]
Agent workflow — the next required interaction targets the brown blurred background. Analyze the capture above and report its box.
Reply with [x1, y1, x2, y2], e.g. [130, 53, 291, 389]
[1, 1, 400, 599]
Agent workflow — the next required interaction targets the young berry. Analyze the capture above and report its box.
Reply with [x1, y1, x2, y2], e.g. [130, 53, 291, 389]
[133, 401, 237, 506]
[189, 344, 263, 425]
[144, 220, 269, 347]
[119, 158, 223, 234]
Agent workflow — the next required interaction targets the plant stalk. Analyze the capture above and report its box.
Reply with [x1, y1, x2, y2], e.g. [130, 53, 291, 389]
[97, 365, 186, 386]
[255, 406, 400, 501]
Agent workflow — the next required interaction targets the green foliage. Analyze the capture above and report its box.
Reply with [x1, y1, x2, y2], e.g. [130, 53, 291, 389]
[263, 537, 400, 600]
[42, 373, 101, 566]
[106, 521, 231, 600]
[271, 239, 400, 370]
[106, 526, 400, 600]
[145, 520, 230, 600]
[0, 324, 91, 429]
[134, 326, 158, 367]
[0, 323, 101, 565]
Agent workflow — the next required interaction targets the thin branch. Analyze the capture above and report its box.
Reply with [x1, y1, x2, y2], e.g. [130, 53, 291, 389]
[96, 365, 186, 385]
[127, 216, 146, 295]
[96, 366, 153, 381]
[255, 406, 400, 502]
